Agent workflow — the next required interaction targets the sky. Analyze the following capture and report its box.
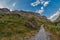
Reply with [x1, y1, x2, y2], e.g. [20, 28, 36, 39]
[0, 0, 60, 21]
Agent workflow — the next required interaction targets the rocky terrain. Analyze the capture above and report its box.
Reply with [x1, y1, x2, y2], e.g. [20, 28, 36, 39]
[55, 15, 60, 22]
[0, 8, 60, 40]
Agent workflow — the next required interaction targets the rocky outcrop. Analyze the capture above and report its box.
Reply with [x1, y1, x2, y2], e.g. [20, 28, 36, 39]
[0, 8, 10, 14]
[25, 19, 39, 29]
[55, 15, 60, 22]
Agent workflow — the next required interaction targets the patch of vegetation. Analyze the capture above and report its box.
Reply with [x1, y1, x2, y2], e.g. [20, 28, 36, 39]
[0, 13, 60, 40]
[0, 14, 41, 40]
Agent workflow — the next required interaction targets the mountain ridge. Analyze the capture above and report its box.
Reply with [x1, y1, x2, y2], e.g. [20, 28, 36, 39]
[55, 15, 60, 22]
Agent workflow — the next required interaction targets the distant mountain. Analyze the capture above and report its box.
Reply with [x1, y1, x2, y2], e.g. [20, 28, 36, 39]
[55, 15, 60, 22]
[0, 8, 10, 13]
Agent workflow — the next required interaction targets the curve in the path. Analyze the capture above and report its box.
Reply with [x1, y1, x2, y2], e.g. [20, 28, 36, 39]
[30, 25, 50, 40]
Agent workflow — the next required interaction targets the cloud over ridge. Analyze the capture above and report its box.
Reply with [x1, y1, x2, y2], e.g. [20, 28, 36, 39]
[48, 8, 60, 21]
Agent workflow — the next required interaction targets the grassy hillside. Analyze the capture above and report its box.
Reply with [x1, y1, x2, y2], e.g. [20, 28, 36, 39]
[0, 14, 42, 40]
[44, 22, 60, 40]
[0, 10, 60, 40]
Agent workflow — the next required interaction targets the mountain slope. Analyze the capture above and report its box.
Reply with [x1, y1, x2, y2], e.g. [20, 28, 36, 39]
[0, 8, 51, 40]
[0, 8, 60, 40]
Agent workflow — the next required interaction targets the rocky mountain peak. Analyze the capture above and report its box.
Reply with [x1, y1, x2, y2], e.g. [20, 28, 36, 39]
[0, 8, 10, 12]
[0, 8, 10, 14]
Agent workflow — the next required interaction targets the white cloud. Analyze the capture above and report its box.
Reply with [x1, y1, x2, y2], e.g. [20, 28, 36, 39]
[31, 0, 40, 6]
[9, 2, 16, 11]
[41, 1, 45, 4]
[0, 5, 4, 8]
[37, 7, 44, 14]
[59, 8, 60, 10]
[31, 0, 50, 7]
[12, 2, 16, 7]
[31, 0, 50, 14]
[41, 6, 44, 10]
[38, 9, 44, 14]
[0, 0, 16, 11]
[43, 1, 49, 7]
[48, 8, 60, 21]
